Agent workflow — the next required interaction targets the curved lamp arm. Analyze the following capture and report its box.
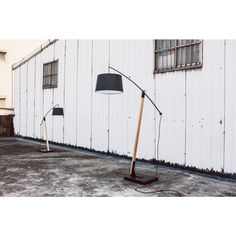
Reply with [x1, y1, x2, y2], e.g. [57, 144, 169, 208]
[40, 104, 59, 125]
[109, 66, 162, 115]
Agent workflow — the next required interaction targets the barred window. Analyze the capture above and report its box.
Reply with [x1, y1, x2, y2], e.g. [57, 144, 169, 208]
[154, 40, 202, 73]
[43, 60, 58, 89]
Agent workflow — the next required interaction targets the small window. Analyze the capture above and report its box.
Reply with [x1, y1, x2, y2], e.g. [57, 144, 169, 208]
[0, 51, 6, 61]
[43, 60, 58, 89]
[0, 98, 6, 107]
[154, 40, 202, 73]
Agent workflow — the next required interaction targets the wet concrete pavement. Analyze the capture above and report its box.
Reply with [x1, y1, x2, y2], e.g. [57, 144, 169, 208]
[1, 137, 236, 197]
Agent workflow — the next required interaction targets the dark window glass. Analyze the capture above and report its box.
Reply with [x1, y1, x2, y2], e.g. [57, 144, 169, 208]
[43, 60, 58, 89]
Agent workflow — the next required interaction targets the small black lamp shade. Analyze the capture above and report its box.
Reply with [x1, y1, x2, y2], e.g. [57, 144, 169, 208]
[52, 107, 64, 116]
[95, 73, 123, 94]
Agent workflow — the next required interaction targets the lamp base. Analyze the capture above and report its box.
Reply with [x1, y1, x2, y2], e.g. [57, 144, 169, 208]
[39, 149, 54, 153]
[124, 175, 159, 185]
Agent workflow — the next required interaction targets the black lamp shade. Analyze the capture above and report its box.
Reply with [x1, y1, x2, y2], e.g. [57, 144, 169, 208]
[95, 73, 123, 94]
[52, 107, 64, 116]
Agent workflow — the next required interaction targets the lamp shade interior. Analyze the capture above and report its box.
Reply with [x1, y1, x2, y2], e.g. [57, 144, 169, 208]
[95, 73, 123, 94]
[52, 107, 64, 116]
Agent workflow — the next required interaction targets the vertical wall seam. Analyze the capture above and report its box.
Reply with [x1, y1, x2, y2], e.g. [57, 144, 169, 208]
[63, 40, 67, 143]
[11, 69, 14, 128]
[41, 50, 44, 139]
[108, 40, 111, 152]
[223, 40, 226, 171]
[90, 40, 94, 149]
[11, 68, 14, 109]
[154, 75, 157, 160]
[26, 62, 28, 136]
[76, 40, 79, 146]
[33, 57, 36, 138]
[19, 66, 21, 134]
[52, 43, 56, 141]
[184, 70, 187, 165]
[153, 41, 157, 160]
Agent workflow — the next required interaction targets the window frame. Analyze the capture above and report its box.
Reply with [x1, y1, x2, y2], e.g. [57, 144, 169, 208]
[154, 40, 203, 74]
[42, 60, 58, 89]
[0, 97, 6, 108]
[0, 51, 7, 62]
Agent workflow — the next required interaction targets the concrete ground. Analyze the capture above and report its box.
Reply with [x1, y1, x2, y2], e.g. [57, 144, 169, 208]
[1, 137, 236, 197]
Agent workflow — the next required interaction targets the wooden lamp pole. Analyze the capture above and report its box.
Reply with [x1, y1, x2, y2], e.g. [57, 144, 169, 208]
[42, 117, 50, 151]
[96, 66, 162, 185]
[130, 91, 145, 177]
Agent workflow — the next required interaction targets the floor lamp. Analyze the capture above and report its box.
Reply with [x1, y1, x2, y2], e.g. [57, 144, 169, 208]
[95, 66, 162, 185]
[40, 104, 64, 153]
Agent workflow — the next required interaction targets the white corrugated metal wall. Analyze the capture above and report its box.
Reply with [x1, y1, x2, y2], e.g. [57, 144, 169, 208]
[13, 39, 236, 174]
[225, 40, 236, 173]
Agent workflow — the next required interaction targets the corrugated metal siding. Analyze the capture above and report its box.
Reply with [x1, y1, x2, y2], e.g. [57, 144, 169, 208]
[52, 40, 65, 143]
[19, 63, 27, 136]
[64, 40, 78, 146]
[186, 40, 225, 171]
[91, 40, 110, 152]
[26, 58, 36, 138]
[225, 40, 236, 173]
[155, 71, 186, 165]
[42, 44, 54, 141]
[109, 40, 131, 156]
[127, 40, 156, 160]
[13, 68, 20, 135]
[76, 40, 93, 149]
[34, 52, 43, 139]
[13, 39, 236, 174]
[109, 40, 156, 159]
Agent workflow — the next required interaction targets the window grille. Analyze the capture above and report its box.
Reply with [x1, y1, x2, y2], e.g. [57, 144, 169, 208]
[154, 40, 202, 73]
[43, 60, 58, 89]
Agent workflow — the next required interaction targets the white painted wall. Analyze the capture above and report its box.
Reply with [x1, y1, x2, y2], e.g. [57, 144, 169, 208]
[225, 40, 236, 173]
[13, 39, 236, 174]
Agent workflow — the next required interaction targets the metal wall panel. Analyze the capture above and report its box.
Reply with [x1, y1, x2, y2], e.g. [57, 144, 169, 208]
[186, 40, 224, 171]
[13, 39, 236, 174]
[52, 40, 65, 143]
[131, 41, 156, 160]
[91, 40, 109, 152]
[42, 44, 54, 141]
[26, 58, 36, 137]
[76, 40, 93, 149]
[13, 68, 20, 135]
[225, 40, 236, 173]
[109, 40, 156, 160]
[109, 40, 131, 156]
[34, 53, 43, 139]
[63, 40, 78, 146]
[155, 71, 186, 165]
[126, 40, 155, 160]
[120, 41, 146, 159]
[19, 63, 27, 136]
